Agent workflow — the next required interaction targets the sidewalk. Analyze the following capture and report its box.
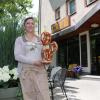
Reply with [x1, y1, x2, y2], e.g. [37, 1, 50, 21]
[52, 75, 100, 100]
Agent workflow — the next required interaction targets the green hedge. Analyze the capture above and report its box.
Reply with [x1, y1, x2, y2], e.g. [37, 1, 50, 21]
[0, 19, 23, 69]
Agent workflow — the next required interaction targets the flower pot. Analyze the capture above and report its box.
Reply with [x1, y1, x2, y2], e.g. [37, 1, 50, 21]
[0, 87, 19, 100]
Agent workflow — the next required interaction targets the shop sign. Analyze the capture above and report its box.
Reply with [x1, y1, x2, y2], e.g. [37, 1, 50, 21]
[51, 16, 70, 33]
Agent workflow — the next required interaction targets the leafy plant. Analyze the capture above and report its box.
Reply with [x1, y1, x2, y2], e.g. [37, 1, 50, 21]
[0, 65, 19, 88]
[0, 0, 32, 18]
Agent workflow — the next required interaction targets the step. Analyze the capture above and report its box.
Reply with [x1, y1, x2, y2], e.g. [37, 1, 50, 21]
[80, 75, 100, 80]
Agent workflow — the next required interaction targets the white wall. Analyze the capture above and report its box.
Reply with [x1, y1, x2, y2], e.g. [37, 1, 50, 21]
[41, 0, 55, 33]
[70, 0, 98, 25]
[58, 3, 67, 21]
[41, 0, 99, 31]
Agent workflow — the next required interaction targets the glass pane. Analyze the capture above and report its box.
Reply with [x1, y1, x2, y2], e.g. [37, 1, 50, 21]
[57, 36, 80, 68]
[57, 43, 67, 67]
[90, 28, 100, 75]
[80, 35, 87, 67]
[55, 7, 60, 20]
[68, 36, 80, 65]
[69, 0, 75, 14]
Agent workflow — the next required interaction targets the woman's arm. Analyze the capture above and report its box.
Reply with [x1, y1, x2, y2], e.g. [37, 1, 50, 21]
[14, 37, 35, 64]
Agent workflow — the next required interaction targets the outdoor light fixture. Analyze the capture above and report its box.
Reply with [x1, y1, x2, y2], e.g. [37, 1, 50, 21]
[91, 23, 99, 28]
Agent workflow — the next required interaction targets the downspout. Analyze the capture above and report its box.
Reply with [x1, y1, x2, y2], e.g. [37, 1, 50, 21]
[38, 0, 41, 35]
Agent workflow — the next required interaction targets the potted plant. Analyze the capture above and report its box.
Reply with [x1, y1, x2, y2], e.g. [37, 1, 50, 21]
[73, 65, 82, 78]
[0, 65, 22, 100]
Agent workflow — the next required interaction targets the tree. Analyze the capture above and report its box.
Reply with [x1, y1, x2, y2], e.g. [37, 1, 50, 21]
[0, 0, 33, 68]
[0, 0, 32, 18]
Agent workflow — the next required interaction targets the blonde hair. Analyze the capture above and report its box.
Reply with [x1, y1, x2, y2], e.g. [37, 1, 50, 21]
[23, 17, 35, 26]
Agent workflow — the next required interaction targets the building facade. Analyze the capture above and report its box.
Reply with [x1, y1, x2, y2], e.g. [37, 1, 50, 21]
[40, 0, 100, 75]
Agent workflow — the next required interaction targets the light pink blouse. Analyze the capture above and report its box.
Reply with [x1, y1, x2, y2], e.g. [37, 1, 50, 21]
[14, 36, 43, 74]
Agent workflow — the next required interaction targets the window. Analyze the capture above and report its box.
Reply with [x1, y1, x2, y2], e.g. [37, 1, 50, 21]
[57, 36, 80, 68]
[69, 0, 76, 15]
[57, 42, 67, 67]
[68, 36, 80, 65]
[86, 0, 97, 5]
[55, 7, 60, 20]
[80, 35, 88, 67]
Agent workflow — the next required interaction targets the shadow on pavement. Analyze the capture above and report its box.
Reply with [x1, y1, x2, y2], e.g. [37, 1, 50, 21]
[52, 84, 80, 100]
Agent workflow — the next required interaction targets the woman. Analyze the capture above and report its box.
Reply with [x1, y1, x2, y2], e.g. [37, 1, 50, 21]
[14, 17, 50, 100]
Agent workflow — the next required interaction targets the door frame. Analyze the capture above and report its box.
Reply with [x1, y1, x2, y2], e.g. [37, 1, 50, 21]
[79, 31, 91, 73]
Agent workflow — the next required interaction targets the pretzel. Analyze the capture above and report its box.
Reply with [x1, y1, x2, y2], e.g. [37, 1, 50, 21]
[50, 41, 58, 52]
[43, 49, 53, 61]
[42, 45, 53, 63]
[41, 32, 51, 45]
[41, 31, 58, 64]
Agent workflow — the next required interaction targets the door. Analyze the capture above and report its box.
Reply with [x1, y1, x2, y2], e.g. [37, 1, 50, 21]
[90, 28, 100, 75]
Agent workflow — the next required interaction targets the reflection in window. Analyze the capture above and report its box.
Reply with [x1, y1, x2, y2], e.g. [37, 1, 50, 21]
[55, 7, 60, 20]
[69, 0, 76, 15]
[57, 36, 80, 68]
[80, 35, 87, 67]
[68, 37, 80, 65]
[57, 43, 67, 67]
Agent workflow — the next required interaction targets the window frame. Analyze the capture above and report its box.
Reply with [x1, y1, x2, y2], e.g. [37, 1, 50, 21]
[55, 7, 60, 21]
[85, 0, 97, 6]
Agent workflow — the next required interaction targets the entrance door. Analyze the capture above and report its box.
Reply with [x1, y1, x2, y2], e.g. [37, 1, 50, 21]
[79, 31, 91, 73]
[90, 28, 100, 75]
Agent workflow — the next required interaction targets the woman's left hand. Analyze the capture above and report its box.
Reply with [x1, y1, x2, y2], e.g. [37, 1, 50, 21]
[33, 60, 43, 67]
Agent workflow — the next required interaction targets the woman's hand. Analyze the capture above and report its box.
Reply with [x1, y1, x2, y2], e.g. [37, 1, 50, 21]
[33, 60, 43, 67]
[41, 60, 51, 64]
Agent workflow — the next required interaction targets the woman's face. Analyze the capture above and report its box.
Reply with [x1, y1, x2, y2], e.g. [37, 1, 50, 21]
[24, 18, 35, 33]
